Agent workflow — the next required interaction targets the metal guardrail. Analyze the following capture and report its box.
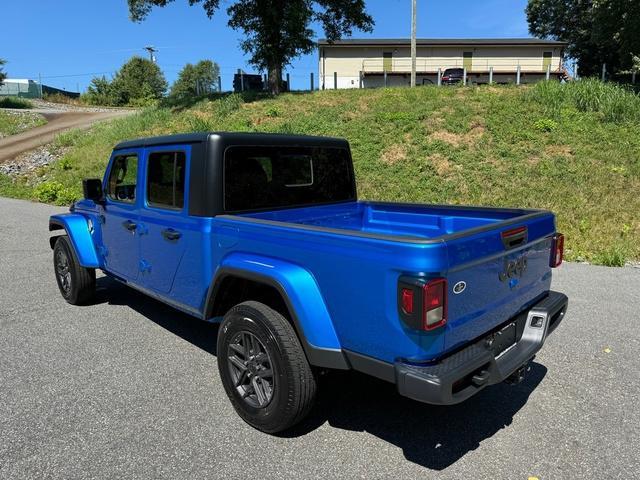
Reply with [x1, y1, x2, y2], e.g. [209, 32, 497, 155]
[362, 58, 559, 73]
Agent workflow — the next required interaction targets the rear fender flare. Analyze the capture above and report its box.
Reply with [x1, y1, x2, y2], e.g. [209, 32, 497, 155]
[205, 252, 349, 370]
[49, 213, 100, 268]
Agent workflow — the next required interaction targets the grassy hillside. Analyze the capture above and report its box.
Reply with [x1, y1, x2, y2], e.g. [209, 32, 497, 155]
[0, 109, 46, 137]
[1, 80, 639, 265]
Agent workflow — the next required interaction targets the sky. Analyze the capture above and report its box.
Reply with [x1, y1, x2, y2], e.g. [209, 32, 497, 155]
[1, 0, 531, 92]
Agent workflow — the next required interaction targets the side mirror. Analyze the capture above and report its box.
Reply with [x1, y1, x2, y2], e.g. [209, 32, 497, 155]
[83, 178, 104, 204]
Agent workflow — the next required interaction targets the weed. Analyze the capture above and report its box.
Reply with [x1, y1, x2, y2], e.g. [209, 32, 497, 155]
[533, 118, 558, 132]
[265, 106, 281, 118]
[593, 247, 627, 267]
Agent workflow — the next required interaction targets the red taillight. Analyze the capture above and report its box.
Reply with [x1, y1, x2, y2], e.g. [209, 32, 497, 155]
[442, 76, 450, 81]
[550, 233, 564, 267]
[423, 278, 447, 330]
[401, 288, 414, 314]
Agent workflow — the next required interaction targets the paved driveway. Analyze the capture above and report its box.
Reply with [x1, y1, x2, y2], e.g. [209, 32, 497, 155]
[1, 197, 638, 479]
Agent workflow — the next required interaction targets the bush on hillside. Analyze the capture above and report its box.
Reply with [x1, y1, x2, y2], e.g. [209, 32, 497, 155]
[82, 57, 167, 107]
[0, 97, 33, 109]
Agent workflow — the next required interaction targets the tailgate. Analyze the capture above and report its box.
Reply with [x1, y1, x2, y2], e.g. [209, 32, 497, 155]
[443, 212, 556, 352]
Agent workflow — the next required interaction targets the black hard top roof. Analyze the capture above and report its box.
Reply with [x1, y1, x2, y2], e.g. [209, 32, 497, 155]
[317, 37, 568, 47]
[114, 132, 349, 150]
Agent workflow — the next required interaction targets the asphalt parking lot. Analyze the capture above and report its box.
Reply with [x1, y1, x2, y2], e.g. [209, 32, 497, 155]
[1, 196, 639, 479]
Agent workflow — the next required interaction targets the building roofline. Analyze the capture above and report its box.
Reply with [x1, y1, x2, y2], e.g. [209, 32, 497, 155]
[317, 38, 568, 47]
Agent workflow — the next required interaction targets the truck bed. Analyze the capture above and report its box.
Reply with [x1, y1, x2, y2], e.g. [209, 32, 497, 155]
[215, 200, 556, 363]
[238, 201, 545, 242]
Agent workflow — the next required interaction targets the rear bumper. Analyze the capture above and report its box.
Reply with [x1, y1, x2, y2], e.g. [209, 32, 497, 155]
[395, 291, 568, 405]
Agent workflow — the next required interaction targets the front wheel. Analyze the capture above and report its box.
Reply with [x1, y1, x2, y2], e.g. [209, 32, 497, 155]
[53, 235, 95, 305]
[217, 301, 317, 433]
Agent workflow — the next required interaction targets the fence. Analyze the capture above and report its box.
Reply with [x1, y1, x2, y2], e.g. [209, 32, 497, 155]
[0, 79, 41, 98]
[0, 79, 81, 99]
[3, 64, 635, 99]
[361, 58, 562, 74]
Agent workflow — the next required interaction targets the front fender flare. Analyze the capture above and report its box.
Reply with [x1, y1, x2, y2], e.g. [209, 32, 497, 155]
[206, 252, 349, 370]
[49, 214, 100, 268]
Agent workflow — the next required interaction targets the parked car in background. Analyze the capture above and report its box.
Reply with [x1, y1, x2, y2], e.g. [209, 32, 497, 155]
[442, 68, 465, 85]
[49, 132, 568, 433]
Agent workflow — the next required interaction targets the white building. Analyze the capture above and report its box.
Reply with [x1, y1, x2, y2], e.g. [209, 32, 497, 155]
[318, 38, 568, 89]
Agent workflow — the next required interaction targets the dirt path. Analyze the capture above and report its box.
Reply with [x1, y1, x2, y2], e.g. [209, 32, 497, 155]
[0, 110, 133, 164]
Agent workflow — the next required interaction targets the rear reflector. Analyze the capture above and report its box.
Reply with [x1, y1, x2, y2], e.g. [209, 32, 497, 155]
[423, 278, 447, 330]
[550, 233, 564, 267]
[401, 288, 414, 314]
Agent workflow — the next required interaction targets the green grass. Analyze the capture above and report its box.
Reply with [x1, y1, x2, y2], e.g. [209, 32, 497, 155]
[0, 110, 46, 137]
[1, 81, 638, 265]
[0, 97, 34, 109]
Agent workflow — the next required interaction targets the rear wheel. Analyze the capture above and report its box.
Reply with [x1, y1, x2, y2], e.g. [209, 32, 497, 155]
[217, 301, 317, 433]
[53, 235, 95, 305]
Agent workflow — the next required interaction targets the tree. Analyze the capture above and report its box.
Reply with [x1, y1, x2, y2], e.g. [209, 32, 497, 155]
[83, 57, 167, 106]
[170, 59, 220, 97]
[0, 58, 6, 86]
[83, 76, 116, 105]
[527, 0, 640, 76]
[127, 0, 374, 94]
[111, 56, 168, 104]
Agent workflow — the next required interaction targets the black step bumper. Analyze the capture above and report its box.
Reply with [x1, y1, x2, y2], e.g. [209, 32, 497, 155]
[395, 291, 568, 405]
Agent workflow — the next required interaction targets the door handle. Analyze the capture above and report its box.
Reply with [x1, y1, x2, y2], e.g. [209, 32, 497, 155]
[161, 228, 182, 241]
[122, 220, 137, 232]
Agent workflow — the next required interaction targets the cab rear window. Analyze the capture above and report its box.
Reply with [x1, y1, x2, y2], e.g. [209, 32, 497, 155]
[224, 146, 355, 212]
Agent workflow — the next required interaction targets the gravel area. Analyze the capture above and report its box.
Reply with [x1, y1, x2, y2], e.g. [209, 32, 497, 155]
[28, 98, 134, 113]
[0, 146, 67, 176]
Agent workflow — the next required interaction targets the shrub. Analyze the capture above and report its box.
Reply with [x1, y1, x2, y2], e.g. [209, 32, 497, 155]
[43, 93, 83, 106]
[0, 97, 33, 109]
[34, 181, 77, 205]
[82, 57, 168, 107]
[170, 60, 220, 98]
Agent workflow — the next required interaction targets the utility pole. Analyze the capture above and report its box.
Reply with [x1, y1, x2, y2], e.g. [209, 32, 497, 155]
[410, 0, 417, 87]
[144, 46, 158, 63]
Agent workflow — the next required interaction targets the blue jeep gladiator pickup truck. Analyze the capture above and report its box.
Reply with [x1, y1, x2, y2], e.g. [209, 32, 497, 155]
[49, 132, 567, 433]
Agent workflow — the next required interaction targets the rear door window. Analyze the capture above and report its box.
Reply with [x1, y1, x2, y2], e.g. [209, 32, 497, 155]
[146, 151, 186, 210]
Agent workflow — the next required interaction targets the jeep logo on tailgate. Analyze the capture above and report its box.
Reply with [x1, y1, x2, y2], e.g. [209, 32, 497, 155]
[499, 255, 528, 282]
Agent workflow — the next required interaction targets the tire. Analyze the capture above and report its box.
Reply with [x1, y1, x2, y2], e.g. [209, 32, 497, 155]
[53, 235, 96, 305]
[217, 301, 317, 433]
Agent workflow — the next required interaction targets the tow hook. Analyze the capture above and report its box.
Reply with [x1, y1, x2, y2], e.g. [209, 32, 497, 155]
[505, 363, 530, 385]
